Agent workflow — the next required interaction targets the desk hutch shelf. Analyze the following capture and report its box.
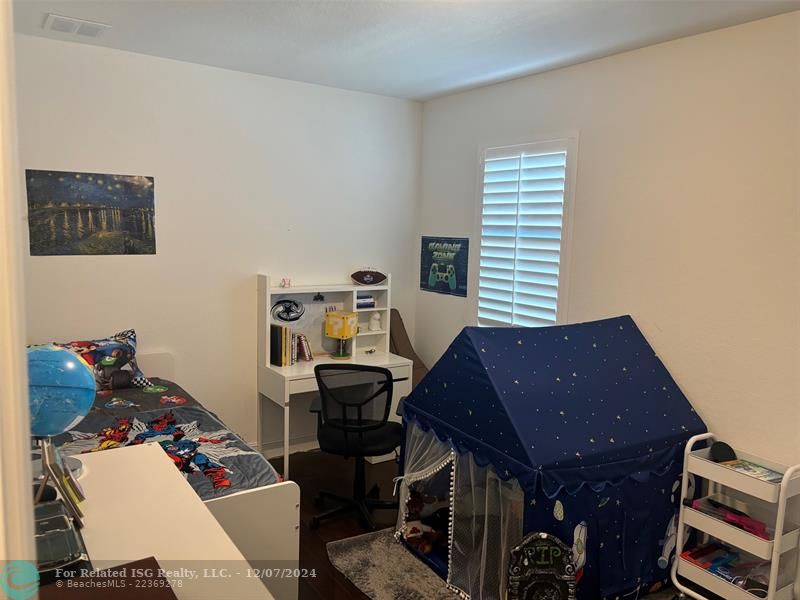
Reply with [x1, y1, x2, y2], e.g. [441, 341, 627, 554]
[262, 274, 392, 361]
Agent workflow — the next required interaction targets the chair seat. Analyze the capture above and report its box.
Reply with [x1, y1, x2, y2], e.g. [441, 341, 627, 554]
[318, 420, 402, 457]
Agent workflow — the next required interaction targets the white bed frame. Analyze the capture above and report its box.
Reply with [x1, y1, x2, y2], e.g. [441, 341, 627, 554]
[138, 352, 300, 600]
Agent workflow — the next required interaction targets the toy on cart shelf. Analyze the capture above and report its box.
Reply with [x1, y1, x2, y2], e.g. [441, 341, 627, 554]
[689, 497, 772, 540]
[678, 541, 770, 597]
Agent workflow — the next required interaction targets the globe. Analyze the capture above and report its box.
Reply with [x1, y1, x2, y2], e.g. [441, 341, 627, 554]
[28, 345, 96, 438]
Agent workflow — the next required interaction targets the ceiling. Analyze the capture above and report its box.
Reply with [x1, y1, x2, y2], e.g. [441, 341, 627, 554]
[13, 0, 800, 100]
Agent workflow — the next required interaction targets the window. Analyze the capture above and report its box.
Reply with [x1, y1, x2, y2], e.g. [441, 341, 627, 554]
[478, 139, 573, 327]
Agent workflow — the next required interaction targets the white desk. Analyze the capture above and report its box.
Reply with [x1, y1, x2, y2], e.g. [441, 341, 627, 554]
[257, 352, 412, 479]
[75, 444, 274, 600]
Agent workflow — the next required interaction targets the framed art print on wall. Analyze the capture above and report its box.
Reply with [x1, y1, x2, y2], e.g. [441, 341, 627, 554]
[25, 169, 155, 256]
[419, 236, 469, 297]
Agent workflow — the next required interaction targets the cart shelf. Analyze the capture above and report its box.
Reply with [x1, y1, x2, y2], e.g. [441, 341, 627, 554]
[683, 495, 799, 561]
[677, 558, 794, 600]
[686, 448, 800, 503]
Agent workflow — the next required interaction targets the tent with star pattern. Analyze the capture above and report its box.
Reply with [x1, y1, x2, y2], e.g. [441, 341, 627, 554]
[394, 315, 706, 600]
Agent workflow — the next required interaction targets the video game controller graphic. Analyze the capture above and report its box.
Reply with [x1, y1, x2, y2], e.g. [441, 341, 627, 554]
[428, 263, 457, 291]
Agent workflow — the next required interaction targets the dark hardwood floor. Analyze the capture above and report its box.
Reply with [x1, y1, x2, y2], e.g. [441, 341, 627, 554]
[271, 450, 400, 600]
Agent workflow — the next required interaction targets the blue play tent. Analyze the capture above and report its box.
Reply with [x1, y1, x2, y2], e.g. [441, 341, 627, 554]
[394, 315, 706, 600]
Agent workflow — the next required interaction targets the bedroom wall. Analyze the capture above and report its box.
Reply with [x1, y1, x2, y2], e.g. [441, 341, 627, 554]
[14, 34, 421, 447]
[415, 12, 800, 464]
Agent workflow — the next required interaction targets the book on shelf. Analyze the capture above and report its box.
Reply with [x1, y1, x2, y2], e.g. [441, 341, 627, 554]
[720, 459, 784, 483]
[270, 324, 294, 367]
[270, 324, 281, 366]
[270, 325, 312, 366]
[297, 334, 313, 361]
[356, 294, 376, 308]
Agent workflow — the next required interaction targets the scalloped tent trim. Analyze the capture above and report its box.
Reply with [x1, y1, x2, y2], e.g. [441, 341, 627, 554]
[406, 413, 683, 499]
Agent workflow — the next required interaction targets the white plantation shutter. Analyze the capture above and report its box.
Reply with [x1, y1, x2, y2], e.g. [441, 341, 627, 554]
[478, 141, 570, 327]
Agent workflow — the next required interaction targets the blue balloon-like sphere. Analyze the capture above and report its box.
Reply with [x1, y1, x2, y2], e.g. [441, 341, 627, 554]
[28, 345, 96, 437]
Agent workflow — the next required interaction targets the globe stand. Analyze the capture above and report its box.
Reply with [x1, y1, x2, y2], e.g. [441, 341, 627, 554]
[34, 437, 84, 527]
[27, 345, 96, 530]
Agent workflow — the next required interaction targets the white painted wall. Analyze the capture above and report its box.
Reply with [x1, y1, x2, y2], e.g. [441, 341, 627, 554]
[415, 13, 800, 464]
[15, 35, 421, 446]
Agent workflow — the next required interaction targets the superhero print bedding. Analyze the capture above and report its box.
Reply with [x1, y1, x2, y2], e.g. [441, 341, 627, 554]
[53, 379, 280, 500]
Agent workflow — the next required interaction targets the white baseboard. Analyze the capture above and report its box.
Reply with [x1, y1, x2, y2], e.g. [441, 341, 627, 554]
[257, 436, 397, 465]
[260, 434, 320, 459]
[366, 452, 397, 465]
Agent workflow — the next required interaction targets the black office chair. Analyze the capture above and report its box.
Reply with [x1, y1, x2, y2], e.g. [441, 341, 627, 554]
[309, 364, 402, 530]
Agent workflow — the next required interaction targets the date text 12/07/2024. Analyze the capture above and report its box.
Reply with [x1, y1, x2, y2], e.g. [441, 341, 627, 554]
[212, 568, 318, 579]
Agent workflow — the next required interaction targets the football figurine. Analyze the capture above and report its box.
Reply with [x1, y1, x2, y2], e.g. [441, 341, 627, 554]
[351, 269, 387, 286]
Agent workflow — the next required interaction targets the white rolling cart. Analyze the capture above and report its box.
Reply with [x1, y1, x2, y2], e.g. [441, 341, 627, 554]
[671, 432, 800, 600]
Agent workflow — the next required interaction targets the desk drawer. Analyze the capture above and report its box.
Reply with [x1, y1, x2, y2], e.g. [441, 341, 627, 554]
[388, 364, 411, 381]
[288, 377, 319, 395]
[288, 364, 411, 396]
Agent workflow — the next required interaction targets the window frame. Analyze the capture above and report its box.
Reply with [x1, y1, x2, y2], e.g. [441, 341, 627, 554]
[471, 134, 579, 327]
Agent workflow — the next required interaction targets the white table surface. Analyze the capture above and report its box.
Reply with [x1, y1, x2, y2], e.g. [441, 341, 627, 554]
[265, 350, 411, 379]
[74, 443, 274, 600]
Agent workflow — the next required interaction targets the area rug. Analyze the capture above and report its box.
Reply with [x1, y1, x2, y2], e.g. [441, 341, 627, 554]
[327, 528, 453, 600]
[327, 528, 678, 600]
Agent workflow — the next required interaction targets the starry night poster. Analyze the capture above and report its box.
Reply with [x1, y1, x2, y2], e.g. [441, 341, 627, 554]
[25, 169, 155, 256]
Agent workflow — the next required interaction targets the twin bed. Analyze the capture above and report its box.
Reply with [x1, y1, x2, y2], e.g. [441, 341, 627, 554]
[52, 371, 300, 600]
[55, 378, 280, 499]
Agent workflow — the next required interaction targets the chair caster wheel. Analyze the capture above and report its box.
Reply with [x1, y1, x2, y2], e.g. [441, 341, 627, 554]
[309, 517, 320, 530]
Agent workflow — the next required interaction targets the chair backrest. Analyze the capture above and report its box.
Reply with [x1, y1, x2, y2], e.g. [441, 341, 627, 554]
[314, 364, 393, 434]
